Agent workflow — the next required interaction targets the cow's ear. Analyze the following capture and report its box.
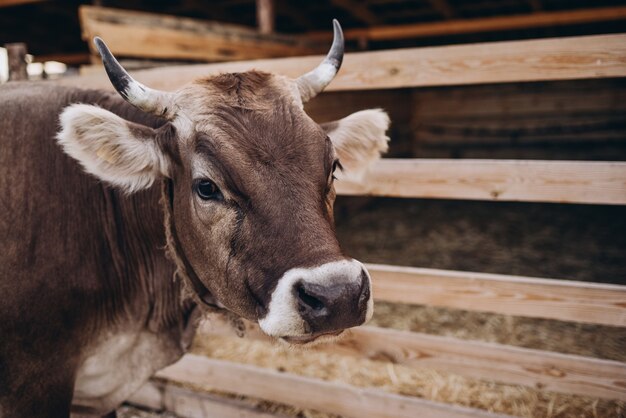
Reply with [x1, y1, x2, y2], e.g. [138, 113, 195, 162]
[57, 104, 171, 192]
[322, 109, 390, 180]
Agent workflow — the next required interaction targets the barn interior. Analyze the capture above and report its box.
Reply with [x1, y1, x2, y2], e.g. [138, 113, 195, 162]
[2, 1, 625, 417]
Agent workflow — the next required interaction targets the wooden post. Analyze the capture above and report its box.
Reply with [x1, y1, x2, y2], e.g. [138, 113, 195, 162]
[357, 36, 369, 50]
[5, 43, 28, 81]
[256, 0, 274, 34]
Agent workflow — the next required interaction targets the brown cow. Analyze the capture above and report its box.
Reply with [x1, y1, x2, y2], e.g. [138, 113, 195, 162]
[0, 21, 389, 417]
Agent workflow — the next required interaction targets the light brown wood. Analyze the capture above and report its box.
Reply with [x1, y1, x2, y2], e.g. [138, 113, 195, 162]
[59, 33, 626, 92]
[334, 159, 626, 205]
[366, 264, 626, 327]
[256, 0, 275, 34]
[200, 317, 626, 401]
[304, 6, 626, 41]
[0, 0, 44, 7]
[154, 354, 513, 418]
[129, 381, 289, 418]
[79, 6, 321, 62]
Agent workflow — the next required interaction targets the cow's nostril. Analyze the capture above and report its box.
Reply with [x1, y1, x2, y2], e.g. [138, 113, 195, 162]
[296, 283, 325, 311]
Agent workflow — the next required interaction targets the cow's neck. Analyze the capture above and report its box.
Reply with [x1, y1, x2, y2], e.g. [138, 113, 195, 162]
[71, 90, 217, 332]
[71, 91, 203, 414]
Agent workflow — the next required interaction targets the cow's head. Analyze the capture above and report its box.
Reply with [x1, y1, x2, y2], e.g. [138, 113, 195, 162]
[57, 21, 389, 344]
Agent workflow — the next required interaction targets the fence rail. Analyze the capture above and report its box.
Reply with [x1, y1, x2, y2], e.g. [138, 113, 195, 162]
[60, 33, 626, 92]
[367, 264, 626, 326]
[138, 354, 514, 418]
[199, 314, 626, 401]
[336, 159, 626, 205]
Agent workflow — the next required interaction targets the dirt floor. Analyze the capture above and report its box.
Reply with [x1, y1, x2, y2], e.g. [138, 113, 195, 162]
[122, 196, 626, 418]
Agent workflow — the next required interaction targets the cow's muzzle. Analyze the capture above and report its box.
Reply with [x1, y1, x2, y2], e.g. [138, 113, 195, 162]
[258, 259, 374, 342]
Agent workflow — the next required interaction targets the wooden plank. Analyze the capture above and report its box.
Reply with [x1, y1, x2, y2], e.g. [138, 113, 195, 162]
[32, 52, 91, 65]
[306, 89, 411, 121]
[200, 317, 626, 400]
[58, 33, 626, 92]
[304, 6, 626, 42]
[412, 115, 626, 147]
[154, 354, 512, 418]
[79, 6, 321, 63]
[411, 80, 626, 120]
[366, 264, 626, 326]
[413, 115, 626, 146]
[334, 159, 626, 205]
[128, 381, 289, 418]
[0, 0, 44, 7]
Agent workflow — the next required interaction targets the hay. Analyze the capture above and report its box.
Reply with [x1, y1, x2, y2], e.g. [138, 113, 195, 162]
[369, 302, 626, 362]
[188, 325, 624, 418]
[119, 305, 626, 417]
[182, 302, 626, 418]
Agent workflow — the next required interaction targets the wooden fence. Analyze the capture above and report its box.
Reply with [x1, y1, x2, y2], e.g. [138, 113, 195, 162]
[64, 33, 626, 417]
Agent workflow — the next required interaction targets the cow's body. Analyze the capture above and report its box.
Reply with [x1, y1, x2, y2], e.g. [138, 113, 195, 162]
[0, 83, 194, 416]
[1, 24, 390, 417]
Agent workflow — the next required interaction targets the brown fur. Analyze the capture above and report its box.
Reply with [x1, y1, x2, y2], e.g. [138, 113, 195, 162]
[0, 82, 189, 417]
[0, 71, 384, 417]
[165, 72, 342, 321]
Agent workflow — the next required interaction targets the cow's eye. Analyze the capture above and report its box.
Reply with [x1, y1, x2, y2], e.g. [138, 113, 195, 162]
[195, 179, 222, 200]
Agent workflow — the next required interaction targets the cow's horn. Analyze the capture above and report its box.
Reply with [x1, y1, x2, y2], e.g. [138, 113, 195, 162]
[296, 19, 344, 103]
[94, 37, 175, 119]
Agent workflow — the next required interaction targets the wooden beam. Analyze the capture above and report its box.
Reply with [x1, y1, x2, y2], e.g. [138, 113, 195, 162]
[59, 33, 626, 92]
[411, 81, 626, 119]
[129, 381, 290, 418]
[334, 159, 626, 205]
[200, 318, 626, 401]
[332, 0, 379, 25]
[304, 6, 626, 42]
[427, 0, 456, 19]
[366, 264, 626, 327]
[153, 354, 513, 418]
[32, 52, 91, 65]
[0, 0, 45, 7]
[79, 6, 321, 62]
[256, 0, 275, 34]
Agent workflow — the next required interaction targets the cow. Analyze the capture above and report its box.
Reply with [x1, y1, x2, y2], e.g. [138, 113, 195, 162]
[0, 21, 389, 417]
